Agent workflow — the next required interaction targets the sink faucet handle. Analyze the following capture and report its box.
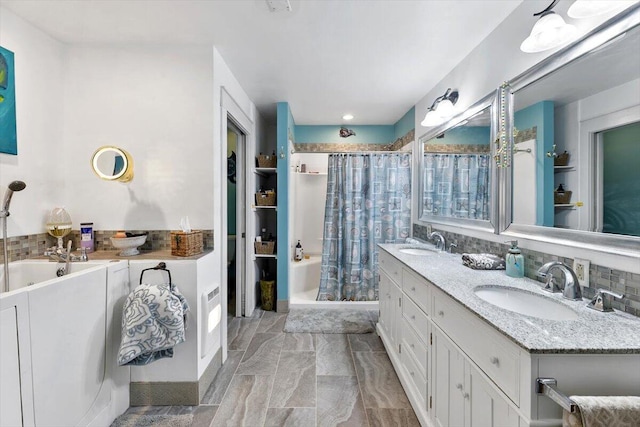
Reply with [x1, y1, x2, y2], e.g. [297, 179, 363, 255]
[543, 275, 562, 293]
[588, 289, 624, 312]
[448, 243, 458, 254]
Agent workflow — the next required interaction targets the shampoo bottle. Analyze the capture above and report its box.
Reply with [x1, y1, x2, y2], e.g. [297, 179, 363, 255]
[505, 240, 524, 278]
[294, 240, 303, 262]
[80, 222, 94, 253]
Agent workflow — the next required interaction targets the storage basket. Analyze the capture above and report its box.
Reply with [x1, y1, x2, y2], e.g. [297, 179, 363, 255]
[171, 230, 203, 257]
[554, 151, 570, 166]
[254, 241, 276, 255]
[255, 191, 276, 206]
[554, 190, 572, 205]
[257, 155, 277, 168]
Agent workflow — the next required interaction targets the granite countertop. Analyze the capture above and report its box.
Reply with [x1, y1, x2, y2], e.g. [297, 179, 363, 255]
[33, 249, 213, 262]
[379, 243, 640, 354]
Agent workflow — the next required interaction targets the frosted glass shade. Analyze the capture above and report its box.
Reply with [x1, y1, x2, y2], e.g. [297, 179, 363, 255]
[421, 109, 444, 127]
[520, 12, 577, 53]
[567, 1, 633, 19]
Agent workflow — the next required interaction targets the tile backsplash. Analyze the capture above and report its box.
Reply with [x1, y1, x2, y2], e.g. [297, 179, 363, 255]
[414, 224, 640, 317]
[0, 229, 214, 263]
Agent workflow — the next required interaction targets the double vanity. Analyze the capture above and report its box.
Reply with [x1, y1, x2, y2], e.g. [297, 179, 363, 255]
[377, 244, 640, 427]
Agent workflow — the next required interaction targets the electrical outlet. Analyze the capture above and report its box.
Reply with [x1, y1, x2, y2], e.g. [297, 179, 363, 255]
[573, 258, 590, 287]
[426, 224, 433, 235]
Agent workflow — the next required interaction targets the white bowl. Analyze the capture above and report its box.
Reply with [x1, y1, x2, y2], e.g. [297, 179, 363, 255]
[110, 235, 147, 256]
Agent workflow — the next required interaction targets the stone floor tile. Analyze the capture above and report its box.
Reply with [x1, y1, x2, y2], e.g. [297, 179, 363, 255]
[353, 351, 411, 409]
[316, 334, 355, 376]
[200, 351, 243, 405]
[256, 311, 288, 333]
[236, 333, 285, 375]
[367, 408, 420, 427]
[227, 317, 260, 351]
[264, 408, 316, 427]
[317, 375, 369, 427]
[282, 333, 316, 351]
[269, 351, 316, 408]
[348, 333, 385, 352]
[211, 375, 273, 427]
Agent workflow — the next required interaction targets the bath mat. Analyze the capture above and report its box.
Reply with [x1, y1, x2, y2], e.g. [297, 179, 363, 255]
[110, 413, 193, 427]
[284, 308, 376, 333]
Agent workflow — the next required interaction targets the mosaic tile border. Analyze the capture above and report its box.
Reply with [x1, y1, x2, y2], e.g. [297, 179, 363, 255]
[413, 224, 640, 317]
[423, 143, 490, 153]
[294, 128, 415, 153]
[0, 229, 214, 262]
[515, 126, 537, 144]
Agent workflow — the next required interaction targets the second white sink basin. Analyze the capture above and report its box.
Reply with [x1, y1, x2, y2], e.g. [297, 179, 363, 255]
[474, 286, 579, 321]
[399, 248, 437, 255]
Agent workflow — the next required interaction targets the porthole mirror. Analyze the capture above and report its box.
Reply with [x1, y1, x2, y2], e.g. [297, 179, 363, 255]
[91, 146, 134, 182]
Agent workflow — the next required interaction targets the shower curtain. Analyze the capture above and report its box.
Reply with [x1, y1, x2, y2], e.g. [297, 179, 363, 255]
[317, 153, 412, 301]
[422, 153, 489, 220]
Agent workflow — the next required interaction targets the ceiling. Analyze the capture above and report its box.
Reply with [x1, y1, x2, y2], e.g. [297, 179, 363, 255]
[1, 0, 523, 125]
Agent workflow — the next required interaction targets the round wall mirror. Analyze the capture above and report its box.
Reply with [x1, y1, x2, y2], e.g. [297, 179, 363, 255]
[91, 146, 134, 182]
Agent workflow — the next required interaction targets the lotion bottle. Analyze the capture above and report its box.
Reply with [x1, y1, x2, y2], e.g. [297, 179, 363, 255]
[505, 240, 525, 278]
[294, 240, 303, 262]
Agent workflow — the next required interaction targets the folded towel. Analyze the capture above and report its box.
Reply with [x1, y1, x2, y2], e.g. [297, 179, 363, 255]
[461, 253, 506, 270]
[564, 396, 640, 427]
[118, 282, 189, 366]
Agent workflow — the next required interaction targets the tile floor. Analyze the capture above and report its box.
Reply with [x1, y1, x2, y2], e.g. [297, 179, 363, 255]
[121, 309, 420, 427]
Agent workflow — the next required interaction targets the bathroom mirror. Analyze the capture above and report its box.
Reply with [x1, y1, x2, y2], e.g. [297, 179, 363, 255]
[505, 7, 639, 251]
[417, 92, 498, 232]
[91, 146, 134, 182]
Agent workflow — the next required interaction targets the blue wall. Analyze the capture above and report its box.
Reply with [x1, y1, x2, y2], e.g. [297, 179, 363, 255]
[514, 101, 554, 227]
[295, 125, 394, 144]
[276, 102, 294, 305]
[394, 107, 415, 140]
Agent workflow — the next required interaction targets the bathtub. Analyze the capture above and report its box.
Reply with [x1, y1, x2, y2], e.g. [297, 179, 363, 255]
[289, 255, 378, 310]
[0, 260, 130, 427]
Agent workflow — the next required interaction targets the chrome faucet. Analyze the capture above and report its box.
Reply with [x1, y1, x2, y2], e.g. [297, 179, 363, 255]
[44, 246, 88, 263]
[536, 261, 582, 301]
[429, 231, 446, 251]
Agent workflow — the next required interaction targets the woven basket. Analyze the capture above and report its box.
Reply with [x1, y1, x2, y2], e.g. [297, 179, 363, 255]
[554, 151, 570, 166]
[554, 190, 572, 204]
[256, 191, 276, 206]
[257, 155, 277, 168]
[254, 241, 276, 255]
[171, 230, 203, 257]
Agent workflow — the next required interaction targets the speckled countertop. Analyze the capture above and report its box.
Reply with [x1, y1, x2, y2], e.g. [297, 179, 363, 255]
[379, 243, 640, 354]
[33, 249, 213, 262]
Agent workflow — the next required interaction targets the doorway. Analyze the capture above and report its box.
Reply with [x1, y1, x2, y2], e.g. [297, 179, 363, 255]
[227, 119, 246, 317]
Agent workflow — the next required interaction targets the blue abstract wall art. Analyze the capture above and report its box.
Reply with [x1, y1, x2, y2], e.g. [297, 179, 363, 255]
[0, 46, 17, 155]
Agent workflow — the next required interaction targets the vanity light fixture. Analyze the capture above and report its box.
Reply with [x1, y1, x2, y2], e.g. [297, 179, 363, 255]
[567, 0, 635, 19]
[520, 0, 577, 53]
[420, 88, 459, 127]
[342, 114, 354, 121]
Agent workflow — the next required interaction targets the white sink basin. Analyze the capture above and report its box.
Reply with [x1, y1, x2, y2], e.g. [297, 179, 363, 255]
[399, 248, 437, 255]
[474, 286, 579, 321]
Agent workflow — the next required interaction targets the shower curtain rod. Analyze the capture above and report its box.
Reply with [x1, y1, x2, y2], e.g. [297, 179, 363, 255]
[329, 151, 411, 155]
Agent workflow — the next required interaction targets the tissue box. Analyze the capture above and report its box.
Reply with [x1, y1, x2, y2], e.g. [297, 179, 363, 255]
[171, 230, 203, 257]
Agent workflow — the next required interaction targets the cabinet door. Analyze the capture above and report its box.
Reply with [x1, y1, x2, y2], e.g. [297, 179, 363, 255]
[1, 307, 23, 427]
[466, 362, 519, 427]
[433, 327, 465, 427]
[379, 271, 391, 336]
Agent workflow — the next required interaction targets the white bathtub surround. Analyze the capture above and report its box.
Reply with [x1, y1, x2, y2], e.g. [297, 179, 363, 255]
[127, 252, 222, 406]
[0, 260, 130, 427]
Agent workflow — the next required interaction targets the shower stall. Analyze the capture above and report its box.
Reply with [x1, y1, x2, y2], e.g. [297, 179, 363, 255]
[288, 152, 411, 309]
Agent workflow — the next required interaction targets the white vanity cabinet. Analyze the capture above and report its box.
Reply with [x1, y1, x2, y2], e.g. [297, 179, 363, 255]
[378, 250, 521, 427]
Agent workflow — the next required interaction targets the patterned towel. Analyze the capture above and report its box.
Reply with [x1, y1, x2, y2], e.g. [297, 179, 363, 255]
[566, 396, 640, 427]
[461, 253, 506, 270]
[118, 282, 189, 366]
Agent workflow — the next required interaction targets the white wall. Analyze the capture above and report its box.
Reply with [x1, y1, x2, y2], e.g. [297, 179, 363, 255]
[0, 7, 66, 236]
[62, 45, 214, 231]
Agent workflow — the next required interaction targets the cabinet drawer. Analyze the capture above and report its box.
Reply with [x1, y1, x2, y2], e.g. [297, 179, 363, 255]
[379, 250, 401, 284]
[402, 294, 430, 346]
[401, 342, 427, 405]
[401, 317, 427, 378]
[433, 289, 520, 406]
[402, 268, 431, 316]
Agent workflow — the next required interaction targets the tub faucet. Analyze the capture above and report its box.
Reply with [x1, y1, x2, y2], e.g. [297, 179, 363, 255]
[429, 232, 446, 251]
[44, 246, 88, 262]
[536, 261, 582, 301]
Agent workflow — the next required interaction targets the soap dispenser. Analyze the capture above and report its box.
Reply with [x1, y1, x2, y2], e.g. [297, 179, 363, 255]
[505, 240, 525, 278]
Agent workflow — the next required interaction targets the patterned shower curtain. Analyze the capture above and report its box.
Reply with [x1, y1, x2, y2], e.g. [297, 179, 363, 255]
[422, 153, 489, 220]
[317, 153, 412, 302]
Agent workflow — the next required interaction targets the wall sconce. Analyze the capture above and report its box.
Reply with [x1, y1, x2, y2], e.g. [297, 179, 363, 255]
[567, 0, 634, 19]
[520, 0, 577, 53]
[420, 88, 459, 127]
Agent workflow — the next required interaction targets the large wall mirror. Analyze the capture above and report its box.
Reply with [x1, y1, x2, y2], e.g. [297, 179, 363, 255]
[418, 93, 498, 232]
[505, 6, 639, 252]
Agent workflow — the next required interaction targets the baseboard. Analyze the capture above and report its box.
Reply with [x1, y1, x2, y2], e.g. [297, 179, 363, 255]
[130, 348, 222, 406]
[276, 299, 289, 313]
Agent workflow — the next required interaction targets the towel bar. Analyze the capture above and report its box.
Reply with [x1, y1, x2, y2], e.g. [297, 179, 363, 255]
[536, 378, 578, 413]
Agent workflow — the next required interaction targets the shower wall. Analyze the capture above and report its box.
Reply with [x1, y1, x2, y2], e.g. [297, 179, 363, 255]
[290, 153, 329, 256]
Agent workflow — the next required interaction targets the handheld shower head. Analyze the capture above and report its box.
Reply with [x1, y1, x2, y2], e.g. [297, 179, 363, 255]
[1, 180, 26, 217]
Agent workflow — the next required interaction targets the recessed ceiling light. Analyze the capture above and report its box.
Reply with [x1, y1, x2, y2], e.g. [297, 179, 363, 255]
[342, 114, 354, 121]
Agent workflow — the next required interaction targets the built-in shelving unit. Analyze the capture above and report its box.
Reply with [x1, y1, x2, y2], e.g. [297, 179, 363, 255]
[554, 204, 575, 209]
[295, 171, 328, 176]
[553, 165, 574, 173]
[553, 159, 577, 228]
